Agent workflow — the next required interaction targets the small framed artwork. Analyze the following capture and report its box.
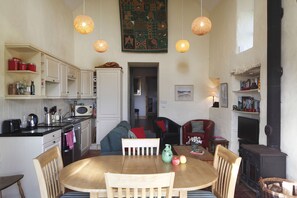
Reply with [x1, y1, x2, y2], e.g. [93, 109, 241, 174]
[220, 83, 228, 108]
[175, 85, 194, 101]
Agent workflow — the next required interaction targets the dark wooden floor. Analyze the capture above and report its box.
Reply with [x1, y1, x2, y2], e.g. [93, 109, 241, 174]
[82, 149, 257, 198]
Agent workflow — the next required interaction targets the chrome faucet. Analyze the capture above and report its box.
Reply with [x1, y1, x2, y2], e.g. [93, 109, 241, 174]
[62, 111, 71, 119]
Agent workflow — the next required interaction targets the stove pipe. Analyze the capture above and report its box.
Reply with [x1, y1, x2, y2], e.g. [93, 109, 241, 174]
[265, 0, 283, 150]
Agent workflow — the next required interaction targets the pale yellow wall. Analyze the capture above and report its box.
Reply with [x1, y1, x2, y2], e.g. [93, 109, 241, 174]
[73, 0, 214, 124]
[281, 0, 297, 181]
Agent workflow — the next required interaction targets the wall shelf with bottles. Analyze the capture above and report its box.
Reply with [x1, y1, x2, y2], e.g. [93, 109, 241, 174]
[4, 43, 83, 100]
[232, 110, 260, 115]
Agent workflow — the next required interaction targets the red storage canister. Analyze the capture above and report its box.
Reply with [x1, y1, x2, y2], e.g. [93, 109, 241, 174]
[27, 63, 36, 72]
[8, 58, 21, 70]
[18, 62, 27, 70]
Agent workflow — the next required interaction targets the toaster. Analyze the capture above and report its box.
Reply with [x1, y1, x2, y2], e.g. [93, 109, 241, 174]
[1, 119, 21, 134]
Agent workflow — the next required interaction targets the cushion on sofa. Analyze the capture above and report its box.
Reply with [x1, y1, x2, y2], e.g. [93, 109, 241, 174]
[131, 127, 146, 138]
[109, 126, 129, 151]
[100, 135, 111, 152]
[156, 120, 166, 132]
[117, 120, 131, 131]
[128, 130, 137, 138]
[191, 121, 205, 133]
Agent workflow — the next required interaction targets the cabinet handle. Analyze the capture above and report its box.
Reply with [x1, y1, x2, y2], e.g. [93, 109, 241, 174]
[53, 80, 55, 82]
[53, 141, 56, 143]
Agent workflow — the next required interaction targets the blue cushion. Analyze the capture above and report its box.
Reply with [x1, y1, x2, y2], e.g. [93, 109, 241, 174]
[117, 120, 131, 130]
[187, 190, 216, 198]
[61, 191, 90, 197]
[109, 126, 129, 151]
[100, 135, 111, 152]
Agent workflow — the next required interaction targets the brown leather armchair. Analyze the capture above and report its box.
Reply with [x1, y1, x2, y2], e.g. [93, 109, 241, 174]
[182, 119, 214, 148]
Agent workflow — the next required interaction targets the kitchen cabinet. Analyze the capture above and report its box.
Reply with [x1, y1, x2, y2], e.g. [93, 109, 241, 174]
[4, 44, 42, 98]
[0, 129, 61, 198]
[43, 55, 60, 83]
[81, 119, 91, 155]
[4, 43, 82, 100]
[60, 63, 68, 97]
[96, 68, 122, 148]
[67, 66, 80, 98]
[80, 70, 94, 98]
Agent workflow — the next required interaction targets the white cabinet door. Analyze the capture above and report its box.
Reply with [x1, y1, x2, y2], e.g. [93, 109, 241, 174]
[44, 55, 60, 83]
[60, 63, 68, 97]
[81, 119, 91, 155]
[96, 68, 122, 146]
[67, 66, 79, 98]
[80, 70, 94, 98]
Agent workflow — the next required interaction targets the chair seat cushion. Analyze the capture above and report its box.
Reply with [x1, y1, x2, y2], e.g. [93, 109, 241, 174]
[187, 190, 216, 198]
[61, 191, 90, 197]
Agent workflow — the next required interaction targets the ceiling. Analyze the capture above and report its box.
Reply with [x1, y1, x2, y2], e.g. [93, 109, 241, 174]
[63, 0, 221, 12]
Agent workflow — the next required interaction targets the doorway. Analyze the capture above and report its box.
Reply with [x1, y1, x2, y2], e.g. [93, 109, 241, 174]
[129, 62, 158, 130]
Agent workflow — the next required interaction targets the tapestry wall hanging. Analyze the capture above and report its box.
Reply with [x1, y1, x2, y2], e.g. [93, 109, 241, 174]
[119, 0, 168, 53]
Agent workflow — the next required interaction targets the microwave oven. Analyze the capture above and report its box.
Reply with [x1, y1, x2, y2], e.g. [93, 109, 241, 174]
[75, 105, 93, 116]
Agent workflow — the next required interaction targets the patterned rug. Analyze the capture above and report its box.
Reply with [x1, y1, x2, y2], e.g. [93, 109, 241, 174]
[119, 0, 168, 53]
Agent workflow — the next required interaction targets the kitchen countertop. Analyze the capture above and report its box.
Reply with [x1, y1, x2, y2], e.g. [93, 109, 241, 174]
[0, 116, 93, 137]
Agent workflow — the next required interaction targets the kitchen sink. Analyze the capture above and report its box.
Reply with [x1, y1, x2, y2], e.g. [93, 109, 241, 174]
[61, 117, 81, 123]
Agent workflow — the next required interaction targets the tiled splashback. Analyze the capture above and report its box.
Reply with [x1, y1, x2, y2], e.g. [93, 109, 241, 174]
[0, 98, 95, 132]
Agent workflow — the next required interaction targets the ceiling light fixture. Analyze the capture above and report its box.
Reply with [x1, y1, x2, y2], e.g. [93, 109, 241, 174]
[93, 0, 108, 52]
[191, 0, 212, 36]
[73, 0, 94, 34]
[176, 0, 190, 53]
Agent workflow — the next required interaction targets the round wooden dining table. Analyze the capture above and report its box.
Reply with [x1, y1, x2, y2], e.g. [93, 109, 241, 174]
[59, 155, 218, 198]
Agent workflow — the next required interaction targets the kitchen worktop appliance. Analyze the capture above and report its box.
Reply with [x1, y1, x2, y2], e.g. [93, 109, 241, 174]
[27, 113, 38, 129]
[1, 119, 21, 133]
[74, 105, 93, 116]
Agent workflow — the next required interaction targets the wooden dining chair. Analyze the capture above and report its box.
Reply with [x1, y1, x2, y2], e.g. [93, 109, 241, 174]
[33, 146, 89, 198]
[188, 145, 242, 198]
[104, 172, 175, 198]
[122, 138, 160, 156]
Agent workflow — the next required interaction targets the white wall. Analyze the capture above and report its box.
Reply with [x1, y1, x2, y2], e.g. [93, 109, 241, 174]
[209, 0, 297, 181]
[281, 0, 297, 181]
[73, 0, 214, 125]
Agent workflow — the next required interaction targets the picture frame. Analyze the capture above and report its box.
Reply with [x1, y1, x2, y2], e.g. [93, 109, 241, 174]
[175, 85, 194, 101]
[220, 83, 228, 108]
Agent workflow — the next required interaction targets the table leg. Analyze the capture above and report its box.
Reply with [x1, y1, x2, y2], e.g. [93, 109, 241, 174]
[179, 190, 187, 198]
[17, 181, 25, 198]
[90, 192, 99, 198]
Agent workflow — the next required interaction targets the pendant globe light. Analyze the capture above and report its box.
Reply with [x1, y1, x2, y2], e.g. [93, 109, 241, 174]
[73, 0, 94, 34]
[176, 0, 190, 53]
[93, 0, 108, 52]
[191, 0, 212, 36]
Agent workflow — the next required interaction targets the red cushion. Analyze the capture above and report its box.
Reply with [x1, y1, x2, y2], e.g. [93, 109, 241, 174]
[130, 127, 146, 138]
[156, 120, 166, 132]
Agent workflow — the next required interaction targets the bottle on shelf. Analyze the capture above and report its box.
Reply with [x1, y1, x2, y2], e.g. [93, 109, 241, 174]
[30, 81, 35, 95]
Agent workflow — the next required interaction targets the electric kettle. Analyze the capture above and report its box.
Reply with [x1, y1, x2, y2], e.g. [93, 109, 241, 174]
[27, 113, 38, 129]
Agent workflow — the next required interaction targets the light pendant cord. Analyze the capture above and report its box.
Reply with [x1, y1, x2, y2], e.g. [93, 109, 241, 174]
[200, 0, 203, 16]
[83, 0, 85, 15]
[181, 0, 184, 39]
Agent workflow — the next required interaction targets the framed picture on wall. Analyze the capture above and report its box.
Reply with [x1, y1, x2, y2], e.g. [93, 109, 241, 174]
[220, 83, 228, 108]
[175, 85, 194, 101]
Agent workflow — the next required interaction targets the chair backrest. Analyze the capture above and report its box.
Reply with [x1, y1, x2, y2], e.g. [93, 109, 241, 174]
[212, 145, 242, 198]
[122, 138, 160, 156]
[33, 146, 64, 198]
[104, 172, 175, 198]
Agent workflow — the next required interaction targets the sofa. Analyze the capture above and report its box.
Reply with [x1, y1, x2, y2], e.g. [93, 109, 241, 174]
[153, 117, 181, 150]
[182, 119, 214, 148]
[100, 120, 156, 155]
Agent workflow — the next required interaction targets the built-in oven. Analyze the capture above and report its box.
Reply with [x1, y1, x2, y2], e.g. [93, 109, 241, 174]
[61, 124, 75, 166]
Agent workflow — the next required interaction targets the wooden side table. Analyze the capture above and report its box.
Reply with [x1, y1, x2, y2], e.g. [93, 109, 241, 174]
[0, 174, 25, 198]
[209, 137, 229, 154]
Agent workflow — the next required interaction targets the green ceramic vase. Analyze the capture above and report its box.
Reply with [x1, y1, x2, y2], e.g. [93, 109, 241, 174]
[162, 144, 173, 163]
